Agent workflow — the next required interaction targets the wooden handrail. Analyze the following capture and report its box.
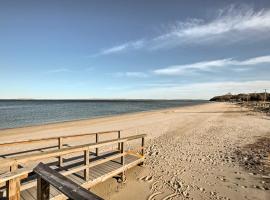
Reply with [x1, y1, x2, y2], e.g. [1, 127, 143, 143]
[0, 134, 146, 168]
[0, 130, 121, 147]
[0, 168, 32, 184]
[0, 133, 146, 200]
[0, 151, 139, 184]
[34, 162, 103, 200]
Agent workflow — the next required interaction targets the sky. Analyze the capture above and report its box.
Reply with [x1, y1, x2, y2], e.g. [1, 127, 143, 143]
[0, 0, 270, 99]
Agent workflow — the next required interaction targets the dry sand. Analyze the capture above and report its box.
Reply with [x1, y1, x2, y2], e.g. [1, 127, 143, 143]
[0, 102, 270, 200]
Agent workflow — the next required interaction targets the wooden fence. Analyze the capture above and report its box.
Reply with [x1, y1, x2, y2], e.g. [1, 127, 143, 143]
[0, 131, 146, 200]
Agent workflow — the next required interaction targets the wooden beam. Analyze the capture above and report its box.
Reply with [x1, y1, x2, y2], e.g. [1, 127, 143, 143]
[120, 142, 125, 182]
[6, 164, 20, 200]
[0, 132, 146, 200]
[95, 133, 99, 156]
[58, 137, 63, 167]
[6, 178, 20, 200]
[34, 163, 103, 200]
[0, 130, 121, 147]
[84, 149, 90, 181]
[0, 168, 30, 184]
[120, 142, 124, 165]
[2, 134, 146, 168]
[37, 177, 50, 200]
[0, 151, 140, 185]
[82, 157, 144, 189]
[141, 137, 145, 156]
[19, 152, 129, 192]
[117, 131, 121, 151]
[52, 157, 145, 200]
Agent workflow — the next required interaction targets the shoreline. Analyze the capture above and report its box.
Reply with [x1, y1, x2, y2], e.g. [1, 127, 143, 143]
[0, 101, 210, 137]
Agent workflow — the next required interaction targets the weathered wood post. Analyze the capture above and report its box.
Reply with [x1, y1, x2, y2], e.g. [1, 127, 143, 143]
[95, 133, 99, 156]
[141, 137, 145, 156]
[37, 177, 50, 200]
[138, 137, 145, 166]
[58, 137, 63, 167]
[84, 149, 90, 181]
[117, 131, 121, 151]
[120, 142, 126, 182]
[6, 164, 20, 200]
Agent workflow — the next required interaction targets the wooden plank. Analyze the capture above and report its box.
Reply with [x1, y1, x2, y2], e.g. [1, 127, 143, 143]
[49, 185, 61, 199]
[2, 152, 142, 195]
[120, 142, 124, 165]
[0, 135, 145, 200]
[0, 167, 30, 184]
[53, 156, 144, 200]
[58, 138, 63, 167]
[2, 134, 146, 168]
[0, 130, 121, 147]
[37, 177, 50, 200]
[6, 164, 20, 200]
[61, 152, 127, 177]
[6, 177, 21, 200]
[20, 155, 144, 200]
[95, 134, 99, 156]
[120, 142, 125, 182]
[84, 150, 89, 181]
[34, 163, 103, 200]
[82, 157, 144, 189]
[141, 137, 145, 156]
[28, 187, 38, 199]
[15, 152, 129, 192]
[68, 174, 84, 185]
[21, 189, 35, 200]
[117, 131, 121, 151]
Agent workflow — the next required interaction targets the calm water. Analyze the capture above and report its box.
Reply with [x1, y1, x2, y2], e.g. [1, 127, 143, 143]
[0, 100, 208, 129]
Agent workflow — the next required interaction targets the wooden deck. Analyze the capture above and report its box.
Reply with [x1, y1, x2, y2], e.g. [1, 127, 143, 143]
[20, 153, 142, 200]
[0, 131, 146, 200]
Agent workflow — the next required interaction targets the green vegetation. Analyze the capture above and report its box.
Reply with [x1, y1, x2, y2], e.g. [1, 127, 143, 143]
[210, 93, 270, 102]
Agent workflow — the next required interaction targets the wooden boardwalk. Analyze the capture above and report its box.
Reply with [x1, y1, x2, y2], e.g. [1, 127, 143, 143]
[0, 130, 146, 200]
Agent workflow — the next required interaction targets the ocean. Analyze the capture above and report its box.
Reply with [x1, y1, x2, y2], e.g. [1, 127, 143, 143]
[0, 100, 208, 129]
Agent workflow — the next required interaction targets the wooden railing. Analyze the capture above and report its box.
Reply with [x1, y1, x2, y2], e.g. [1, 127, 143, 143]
[0, 130, 122, 167]
[34, 163, 103, 200]
[0, 133, 146, 200]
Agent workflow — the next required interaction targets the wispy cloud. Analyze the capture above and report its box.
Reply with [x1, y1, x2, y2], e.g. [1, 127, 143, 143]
[123, 80, 270, 99]
[94, 5, 270, 55]
[152, 5, 270, 49]
[93, 39, 145, 56]
[113, 71, 149, 78]
[153, 55, 270, 75]
[45, 68, 72, 74]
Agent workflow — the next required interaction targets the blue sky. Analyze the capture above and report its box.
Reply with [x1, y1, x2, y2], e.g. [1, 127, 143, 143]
[1, 0, 270, 99]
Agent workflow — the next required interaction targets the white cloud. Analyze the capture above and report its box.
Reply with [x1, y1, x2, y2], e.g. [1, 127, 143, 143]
[153, 55, 270, 75]
[45, 68, 72, 74]
[123, 80, 270, 99]
[152, 5, 270, 49]
[113, 71, 149, 78]
[94, 5, 270, 55]
[93, 39, 145, 56]
[236, 55, 270, 65]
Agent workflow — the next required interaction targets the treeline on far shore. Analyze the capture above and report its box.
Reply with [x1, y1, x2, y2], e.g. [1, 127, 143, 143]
[210, 92, 270, 102]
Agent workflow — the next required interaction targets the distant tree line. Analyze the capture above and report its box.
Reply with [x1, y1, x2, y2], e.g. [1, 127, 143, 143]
[210, 92, 270, 102]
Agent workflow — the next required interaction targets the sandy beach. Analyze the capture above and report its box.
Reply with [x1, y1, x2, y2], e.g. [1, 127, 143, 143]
[0, 102, 269, 200]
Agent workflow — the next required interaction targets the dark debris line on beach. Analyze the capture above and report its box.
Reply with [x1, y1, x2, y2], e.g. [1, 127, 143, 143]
[233, 137, 270, 190]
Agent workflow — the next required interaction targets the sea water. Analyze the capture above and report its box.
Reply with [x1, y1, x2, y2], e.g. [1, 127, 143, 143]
[0, 100, 208, 129]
